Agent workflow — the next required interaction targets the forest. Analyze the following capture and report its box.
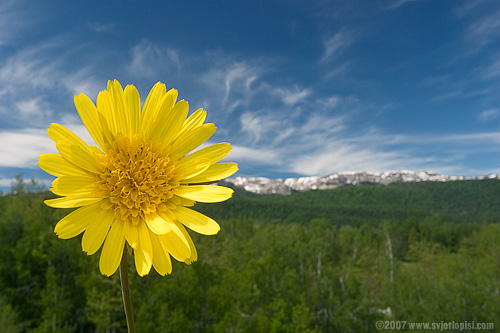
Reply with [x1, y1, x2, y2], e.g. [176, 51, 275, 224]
[0, 177, 499, 332]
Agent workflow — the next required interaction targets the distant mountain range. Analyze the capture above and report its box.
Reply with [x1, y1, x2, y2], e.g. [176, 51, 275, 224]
[221, 170, 500, 195]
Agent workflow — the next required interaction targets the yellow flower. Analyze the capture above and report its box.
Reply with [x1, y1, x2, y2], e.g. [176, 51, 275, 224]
[38, 80, 238, 277]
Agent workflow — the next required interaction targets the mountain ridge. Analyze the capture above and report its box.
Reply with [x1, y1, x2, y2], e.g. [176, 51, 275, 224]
[222, 170, 500, 195]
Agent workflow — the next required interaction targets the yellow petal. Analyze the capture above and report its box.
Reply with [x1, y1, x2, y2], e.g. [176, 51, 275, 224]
[170, 195, 196, 207]
[123, 220, 139, 249]
[90, 145, 103, 154]
[51, 174, 97, 196]
[96, 89, 119, 137]
[124, 84, 141, 133]
[177, 108, 206, 138]
[141, 82, 167, 133]
[135, 222, 153, 276]
[74, 93, 105, 148]
[173, 206, 220, 235]
[177, 224, 198, 264]
[107, 80, 129, 135]
[170, 123, 216, 158]
[96, 106, 115, 144]
[45, 196, 103, 208]
[145, 213, 171, 234]
[154, 98, 188, 145]
[99, 221, 126, 276]
[157, 213, 192, 261]
[182, 142, 232, 164]
[173, 158, 211, 181]
[82, 209, 114, 255]
[38, 153, 88, 177]
[158, 230, 191, 262]
[47, 123, 93, 154]
[175, 185, 233, 203]
[54, 202, 102, 239]
[186, 162, 239, 183]
[149, 231, 172, 276]
[56, 142, 101, 174]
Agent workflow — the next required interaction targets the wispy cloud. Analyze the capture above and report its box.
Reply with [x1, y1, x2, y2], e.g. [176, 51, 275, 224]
[14, 98, 53, 123]
[385, 0, 420, 11]
[321, 29, 353, 62]
[454, 0, 489, 18]
[128, 40, 182, 79]
[324, 61, 351, 80]
[88, 22, 115, 33]
[272, 86, 311, 106]
[234, 93, 500, 176]
[0, 0, 33, 46]
[465, 10, 500, 47]
[483, 56, 500, 79]
[240, 111, 294, 146]
[200, 59, 263, 114]
[0, 43, 59, 91]
[0, 40, 102, 94]
[290, 143, 405, 176]
[282, 129, 500, 176]
[479, 108, 500, 122]
[229, 145, 280, 165]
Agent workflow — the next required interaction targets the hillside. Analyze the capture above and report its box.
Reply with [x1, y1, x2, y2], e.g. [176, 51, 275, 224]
[199, 178, 500, 225]
[0, 179, 499, 332]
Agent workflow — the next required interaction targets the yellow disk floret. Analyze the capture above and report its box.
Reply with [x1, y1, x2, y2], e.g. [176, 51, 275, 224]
[96, 133, 178, 225]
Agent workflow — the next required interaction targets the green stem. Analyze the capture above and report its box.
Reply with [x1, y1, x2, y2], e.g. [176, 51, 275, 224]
[120, 246, 135, 333]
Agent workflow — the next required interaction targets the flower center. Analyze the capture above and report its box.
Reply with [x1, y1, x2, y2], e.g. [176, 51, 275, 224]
[96, 133, 178, 225]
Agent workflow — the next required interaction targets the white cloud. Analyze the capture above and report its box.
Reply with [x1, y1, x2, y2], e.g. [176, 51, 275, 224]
[0, 129, 55, 168]
[402, 132, 500, 146]
[0, 123, 96, 170]
[201, 60, 262, 112]
[240, 112, 293, 145]
[385, 0, 420, 11]
[272, 86, 311, 106]
[283, 129, 500, 176]
[316, 96, 340, 109]
[230, 145, 279, 165]
[129, 40, 182, 78]
[465, 10, 500, 47]
[0, 39, 103, 131]
[14, 97, 52, 123]
[88, 22, 115, 33]
[289, 143, 404, 176]
[299, 114, 344, 136]
[233, 99, 500, 177]
[0, 39, 102, 97]
[483, 56, 500, 79]
[321, 30, 353, 62]
[454, 0, 488, 18]
[0, 0, 33, 46]
[479, 109, 499, 121]
[61, 68, 103, 98]
[325, 61, 351, 80]
[0, 46, 57, 90]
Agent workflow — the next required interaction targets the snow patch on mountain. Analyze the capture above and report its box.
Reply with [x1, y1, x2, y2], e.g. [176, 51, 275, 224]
[222, 171, 500, 195]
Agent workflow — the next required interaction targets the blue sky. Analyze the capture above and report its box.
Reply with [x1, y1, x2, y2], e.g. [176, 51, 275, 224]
[0, 0, 499, 191]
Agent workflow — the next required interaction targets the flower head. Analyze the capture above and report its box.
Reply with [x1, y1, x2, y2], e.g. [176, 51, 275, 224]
[39, 80, 238, 276]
